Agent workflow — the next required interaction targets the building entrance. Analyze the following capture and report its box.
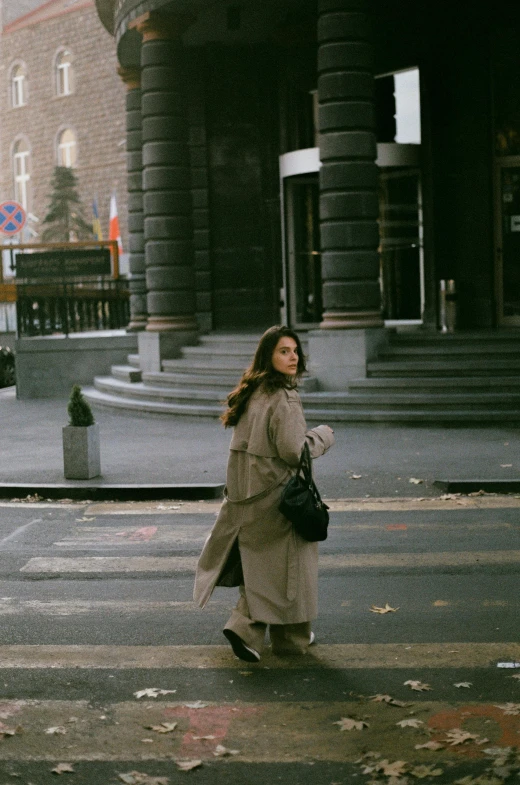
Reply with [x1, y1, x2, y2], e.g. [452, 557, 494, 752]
[495, 157, 520, 325]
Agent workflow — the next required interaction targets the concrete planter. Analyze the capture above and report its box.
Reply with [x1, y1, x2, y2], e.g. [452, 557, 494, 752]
[62, 424, 101, 479]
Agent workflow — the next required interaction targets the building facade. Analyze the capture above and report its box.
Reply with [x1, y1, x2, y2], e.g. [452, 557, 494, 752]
[0, 0, 128, 269]
[85, 0, 520, 396]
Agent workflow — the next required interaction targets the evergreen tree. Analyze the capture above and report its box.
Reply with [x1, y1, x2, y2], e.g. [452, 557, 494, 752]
[42, 166, 93, 242]
[67, 385, 95, 427]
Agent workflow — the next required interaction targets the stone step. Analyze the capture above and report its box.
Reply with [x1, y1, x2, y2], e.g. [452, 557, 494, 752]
[83, 387, 222, 417]
[162, 358, 252, 373]
[388, 329, 520, 344]
[94, 377, 226, 404]
[349, 376, 520, 393]
[368, 358, 520, 376]
[83, 385, 520, 422]
[111, 365, 142, 383]
[380, 344, 520, 358]
[144, 371, 236, 389]
[127, 354, 140, 368]
[181, 345, 254, 364]
[93, 376, 520, 412]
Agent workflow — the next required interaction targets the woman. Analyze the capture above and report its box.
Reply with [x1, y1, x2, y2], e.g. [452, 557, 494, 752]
[193, 326, 334, 662]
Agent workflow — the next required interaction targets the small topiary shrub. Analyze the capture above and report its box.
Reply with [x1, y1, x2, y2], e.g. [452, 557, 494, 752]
[67, 384, 95, 427]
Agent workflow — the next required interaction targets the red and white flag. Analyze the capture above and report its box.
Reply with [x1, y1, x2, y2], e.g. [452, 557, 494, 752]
[109, 193, 123, 254]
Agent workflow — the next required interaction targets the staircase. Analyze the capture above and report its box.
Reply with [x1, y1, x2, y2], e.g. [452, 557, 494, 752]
[83, 329, 520, 422]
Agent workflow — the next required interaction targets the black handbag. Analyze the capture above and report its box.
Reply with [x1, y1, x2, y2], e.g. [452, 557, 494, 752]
[279, 442, 329, 542]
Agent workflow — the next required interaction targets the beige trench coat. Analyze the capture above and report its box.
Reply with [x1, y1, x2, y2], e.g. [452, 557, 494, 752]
[193, 385, 334, 625]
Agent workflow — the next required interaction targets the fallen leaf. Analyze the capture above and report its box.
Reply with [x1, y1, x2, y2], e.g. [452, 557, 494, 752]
[511, 674, 520, 680]
[183, 701, 208, 709]
[147, 722, 178, 733]
[118, 774, 169, 785]
[415, 741, 444, 751]
[51, 763, 75, 775]
[409, 478, 423, 484]
[370, 603, 400, 614]
[191, 735, 216, 740]
[351, 474, 362, 479]
[176, 760, 202, 772]
[404, 680, 432, 692]
[134, 688, 177, 699]
[396, 718, 424, 728]
[369, 694, 410, 707]
[445, 728, 480, 746]
[333, 717, 369, 731]
[379, 760, 408, 777]
[500, 464, 513, 468]
[494, 703, 520, 715]
[440, 493, 461, 500]
[410, 765, 443, 779]
[45, 726, 67, 735]
[454, 682, 473, 688]
[213, 744, 239, 757]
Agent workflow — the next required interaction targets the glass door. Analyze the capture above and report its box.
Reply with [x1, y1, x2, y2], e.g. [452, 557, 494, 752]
[284, 174, 323, 328]
[496, 157, 520, 325]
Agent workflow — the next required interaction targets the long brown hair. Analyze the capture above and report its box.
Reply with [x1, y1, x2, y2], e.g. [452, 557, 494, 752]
[221, 325, 307, 428]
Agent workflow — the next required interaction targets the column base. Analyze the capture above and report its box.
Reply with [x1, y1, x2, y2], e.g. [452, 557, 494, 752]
[308, 327, 389, 390]
[127, 317, 148, 332]
[146, 316, 199, 332]
[138, 329, 199, 373]
[320, 310, 384, 329]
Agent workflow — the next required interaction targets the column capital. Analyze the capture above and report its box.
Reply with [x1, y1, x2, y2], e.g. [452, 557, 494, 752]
[117, 66, 141, 90]
[129, 10, 195, 42]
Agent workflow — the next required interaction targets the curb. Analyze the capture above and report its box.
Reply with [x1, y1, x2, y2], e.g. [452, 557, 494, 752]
[434, 479, 520, 493]
[0, 483, 225, 502]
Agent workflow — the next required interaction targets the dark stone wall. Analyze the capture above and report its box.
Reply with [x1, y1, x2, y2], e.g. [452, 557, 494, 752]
[205, 45, 281, 330]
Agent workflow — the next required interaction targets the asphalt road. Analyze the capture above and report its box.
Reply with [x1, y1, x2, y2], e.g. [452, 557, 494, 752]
[0, 496, 519, 783]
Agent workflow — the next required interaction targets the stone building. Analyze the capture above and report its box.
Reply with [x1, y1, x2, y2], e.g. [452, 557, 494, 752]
[81, 0, 520, 421]
[0, 0, 128, 261]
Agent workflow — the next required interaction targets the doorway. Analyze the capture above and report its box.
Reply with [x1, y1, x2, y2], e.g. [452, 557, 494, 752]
[495, 156, 520, 325]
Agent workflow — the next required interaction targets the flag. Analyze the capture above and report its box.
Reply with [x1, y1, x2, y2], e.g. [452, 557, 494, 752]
[109, 193, 123, 254]
[92, 198, 103, 241]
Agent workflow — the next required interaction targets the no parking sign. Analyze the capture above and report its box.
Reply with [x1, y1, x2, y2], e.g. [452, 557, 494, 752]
[0, 201, 26, 235]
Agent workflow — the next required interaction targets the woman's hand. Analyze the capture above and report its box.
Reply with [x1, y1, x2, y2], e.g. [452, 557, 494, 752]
[322, 425, 334, 435]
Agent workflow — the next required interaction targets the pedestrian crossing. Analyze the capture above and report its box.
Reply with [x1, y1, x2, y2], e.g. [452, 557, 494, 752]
[0, 497, 519, 782]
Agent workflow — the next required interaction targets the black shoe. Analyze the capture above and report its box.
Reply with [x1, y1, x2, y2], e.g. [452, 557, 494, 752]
[223, 629, 261, 662]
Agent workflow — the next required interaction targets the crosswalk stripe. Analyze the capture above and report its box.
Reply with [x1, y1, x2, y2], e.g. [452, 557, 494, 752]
[19, 549, 520, 574]
[0, 599, 226, 615]
[0, 642, 518, 669]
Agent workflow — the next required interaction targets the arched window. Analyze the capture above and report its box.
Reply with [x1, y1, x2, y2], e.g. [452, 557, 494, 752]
[10, 63, 27, 108]
[57, 128, 77, 167]
[13, 139, 30, 209]
[56, 49, 73, 96]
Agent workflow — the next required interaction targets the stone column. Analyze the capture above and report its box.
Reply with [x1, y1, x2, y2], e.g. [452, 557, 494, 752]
[134, 11, 198, 367]
[309, 0, 386, 389]
[317, 0, 382, 329]
[119, 67, 147, 332]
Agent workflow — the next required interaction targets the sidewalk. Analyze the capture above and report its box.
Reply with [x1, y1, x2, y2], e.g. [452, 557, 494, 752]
[1, 386, 519, 498]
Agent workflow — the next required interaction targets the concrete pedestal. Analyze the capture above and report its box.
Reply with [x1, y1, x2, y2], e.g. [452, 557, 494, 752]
[138, 330, 198, 372]
[63, 424, 101, 480]
[308, 328, 388, 390]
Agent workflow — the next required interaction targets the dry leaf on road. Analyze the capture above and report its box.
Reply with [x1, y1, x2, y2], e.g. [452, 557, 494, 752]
[494, 703, 520, 715]
[333, 717, 369, 731]
[415, 741, 444, 751]
[45, 726, 67, 735]
[370, 603, 400, 614]
[350, 474, 362, 479]
[370, 694, 410, 707]
[410, 764, 443, 778]
[147, 722, 178, 733]
[409, 478, 424, 484]
[51, 763, 75, 775]
[396, 718, 424, 728]
[213, 744, 239, 757]
[183, 701, 208, 709]
[379, 760, 408, 777]
[445, 728, 481, 746]
[454, 682, 473, 688]
[404, 680, 432, 692]
[176, 760, 202, 772]
[134, 688, 176, 699]
[118, 774, 169, 785]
